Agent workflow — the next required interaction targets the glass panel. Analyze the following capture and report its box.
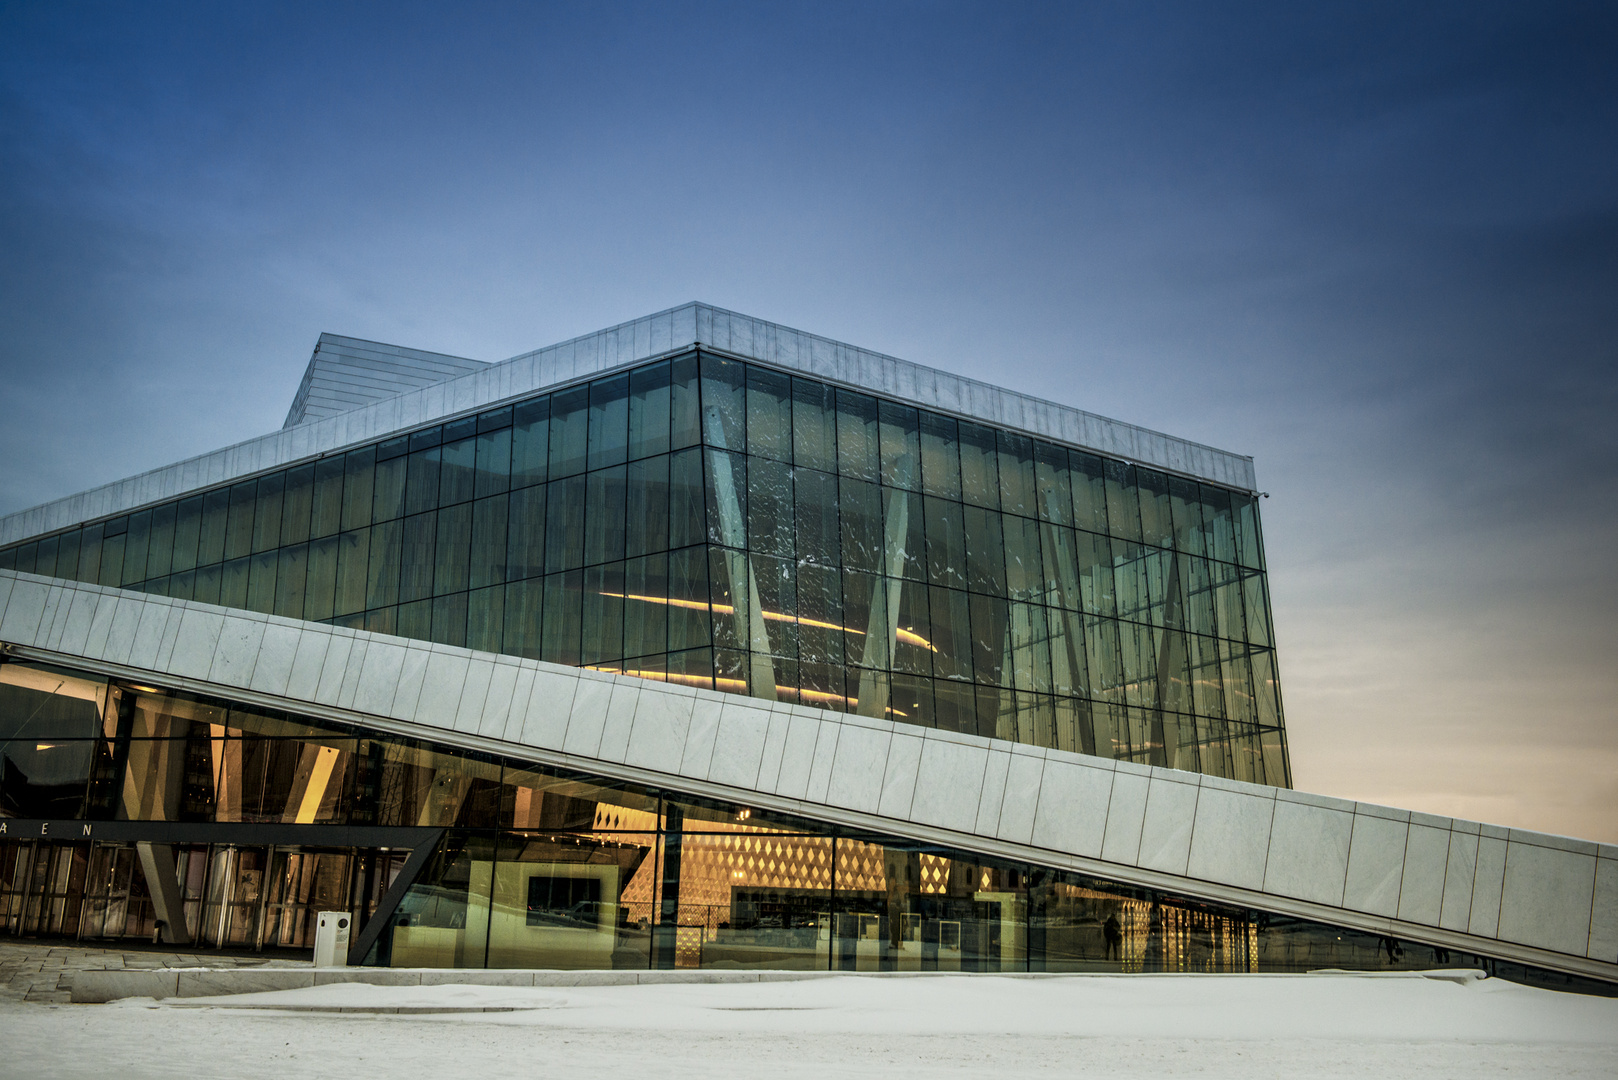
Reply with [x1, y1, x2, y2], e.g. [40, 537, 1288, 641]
[434, 503, 472, 595]
[310, 457, 345, 540]
[1070, 451, 1108, 535]
[670, 353, 702, 451]
[878, 401, 920, 491]
[511, 395, 550, 489]
[121, 510, 151, 586]
[439, 436, 477, 506]
[251, 474, 283, 554]
[341, 448, 375, 533]
[791, 376, 836, 473]
[280, 465, 313, 544]
[506, 485, 546, 583]
[146, 503, 176, 579]
[404, 447, 440, 517]
[399, 512, 436, 604]
[919, 412, 961, 501]
[474, 426, 511, 500]
[997, 431, 1035, 519]
[587, 373, 630, 470]
[628, 360, 671, 461]
[958, 421, 999, 509]
[699, 354, 746, 453]
[470, 495, 508, 590]
[549, 386, 589, 479]
[746, 365, 791, 463]
[835, 389, 878, 482]
[584, 466, 627, 567]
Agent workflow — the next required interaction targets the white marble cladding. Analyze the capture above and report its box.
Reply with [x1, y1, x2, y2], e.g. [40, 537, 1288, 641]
[2, 303, 1256, 546]
[3, 566, 1610, 978]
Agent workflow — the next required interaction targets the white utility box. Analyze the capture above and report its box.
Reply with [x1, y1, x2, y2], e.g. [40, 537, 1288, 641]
[314, 911, 352, 967]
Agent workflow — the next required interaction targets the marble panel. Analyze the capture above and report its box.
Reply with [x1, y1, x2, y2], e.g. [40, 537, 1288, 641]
[1588, 858, 1618, 963]
[153, 603, 186, 668]
[995, 753, 1045, 845]
[176, 970, 315, 997]
[678, 694, 725, 779]
[247, 622, 303, 696]
[285, 629, 331, 701]
[1469, 835, 1508, 938]
[594, 681, 643, 763]
[910, 738, 989, 834]
[753, 711, 793, 792]
[1342, 814, 1409, 918]
[825, 723, 891, 814]
[877, 731, 923, 819]
[1099, 769, 1150, 865]
[208, 616, 266, 688]
[0, 578, 48, 643]
[1030, 759, 1114, 857]
[125, 601, 171, 669]
[351, 639, 408, 716]
[81, 593, 120, 659]
[334, 638, 369, 709]
[499, 666, 537, 744]
[518, 667, 579, 749]
[167, 608, 226, 681]
[476, 661, 521, 742]
[1262, 799, 1353, 906]
[389, 645, 431, 720]
[1497, 842, 1596, 956]
[410, 654, 469, 731]
[55, 589, 100, 656]
[804, 723, 841, 804]
[1396, 824, 1451, 926]
[1439, 831, 1480, 931]
[100, 596, 144, 664]
[706, 701, 772, 788]
[771, 713, 822, 800]
[623, 685, 694, 773]
[562, 677, 614, 758]
[1136, 777, 1200, 875]
[312, 633, 355, 706]
[453, 658, 497, 734]
[1185, 786, 1274, 892]
[974, 750, 1011, 836]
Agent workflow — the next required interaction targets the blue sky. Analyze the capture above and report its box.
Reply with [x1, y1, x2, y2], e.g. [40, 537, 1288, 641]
[2, 1, 1614, 839]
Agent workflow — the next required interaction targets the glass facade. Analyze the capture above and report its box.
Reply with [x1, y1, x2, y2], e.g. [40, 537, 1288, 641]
[0, 349, 1287, 785]
[9, 658, 1597, 990]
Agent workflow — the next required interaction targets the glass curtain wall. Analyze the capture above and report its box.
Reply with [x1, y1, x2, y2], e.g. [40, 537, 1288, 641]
[0, 351, 1286, 785]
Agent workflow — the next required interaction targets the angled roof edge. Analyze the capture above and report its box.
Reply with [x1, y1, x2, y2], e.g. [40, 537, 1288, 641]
[282, 332, 489, 428]
[0, 302, 1257, 547]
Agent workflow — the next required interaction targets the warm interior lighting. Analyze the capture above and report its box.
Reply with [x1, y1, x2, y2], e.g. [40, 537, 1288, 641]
[34, 743, 57, 751]
[129, 685, 162, 694]
[599, 592, 937, 651]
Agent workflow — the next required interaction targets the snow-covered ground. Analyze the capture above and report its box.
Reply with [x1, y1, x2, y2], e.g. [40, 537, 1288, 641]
[6, 971, 1617, 1078]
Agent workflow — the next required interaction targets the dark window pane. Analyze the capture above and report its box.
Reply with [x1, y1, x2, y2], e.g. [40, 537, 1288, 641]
[747, 456, 793, 559]
[929, 586, 973, 683]
[219, 555, 250, 609]
[405, 447, 440, 516]
[310, 457, 345, 539]
[1137, 468, 1172, 548]
[1070, 451, 1108, 535]
[924, 496, 967, 591]
[173, 498, 203, 574]
[544, 475, 586, 573]
[791, 376, 836, 473]
[623, 553, 669, 659]
[1104, 460, 1142, 542]
[920, 412, 961, 501]
[549, 385, 589, 478]
[367, 454, 405, 525]
[334, 529, 369, 617]
[541, 570, 583, 665]
[34, 535, 58, 580]
[397, 598, 431, 641]
[796, 563, 843, 666]
[98, 533, 125, 587]
[281, 465, 314, 543]
[838, 478, 883, 573]
[503, 578, 544, 660]
[122, 510, 151, 586]
[470, 495, 509, 590]
[703, 449, 747, 549]
[670, 353, 702, 450]
[667, 545, 711, 651]
[474, 427, 511, 499]
[431, 592, 467, 648]
[192, 561, 220, 605]
[584, 465, 627, 567]
[581, 562, 624, 665]
[438, 437, 476, 507]
[507, 485, 546, 582]
[997, 431, 1035, 519]
[305, 535, 338, 621]
[222, 484, 255, 561]
[699, 354, 746, 452]
[958, 420, 999, 509]
[628, 360, 672, 461]
[434, 502, 472, 595]
[835, 389, 878, 481]
[1232, 492, 1263, 569]
[1076, 530, 1115, 617]
[511, 395, 550, 488]
[626, 455, 669, 560]
[1003, 515, 1043, 602]
[587, 373, 630, 470]
[879, 401, 920, 491]
[794, 468, 839, 567]
[746, 365, 791, 462]
[668, 447, 705, 550]
[252, 473, 284, 553]
[467, 585, 504, 653]
[1034, 442, 1072, 526]
[341, 448, 376, 533]
[961, 506, 1006, 596]
[1202, 485, 1237, 564]
[365, 521, 400, 610]
[274, 544, 308, 619]
[145, 502, 176, 579]
[77, 524, 103, 584]
[399, 512, 436, 603]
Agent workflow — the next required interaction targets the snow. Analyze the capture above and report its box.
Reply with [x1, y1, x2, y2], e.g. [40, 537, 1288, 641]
[6, 971, 1617, 1078]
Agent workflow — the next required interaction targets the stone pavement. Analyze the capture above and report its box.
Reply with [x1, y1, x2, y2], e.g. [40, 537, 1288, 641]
[0, 941, 310, 1005]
